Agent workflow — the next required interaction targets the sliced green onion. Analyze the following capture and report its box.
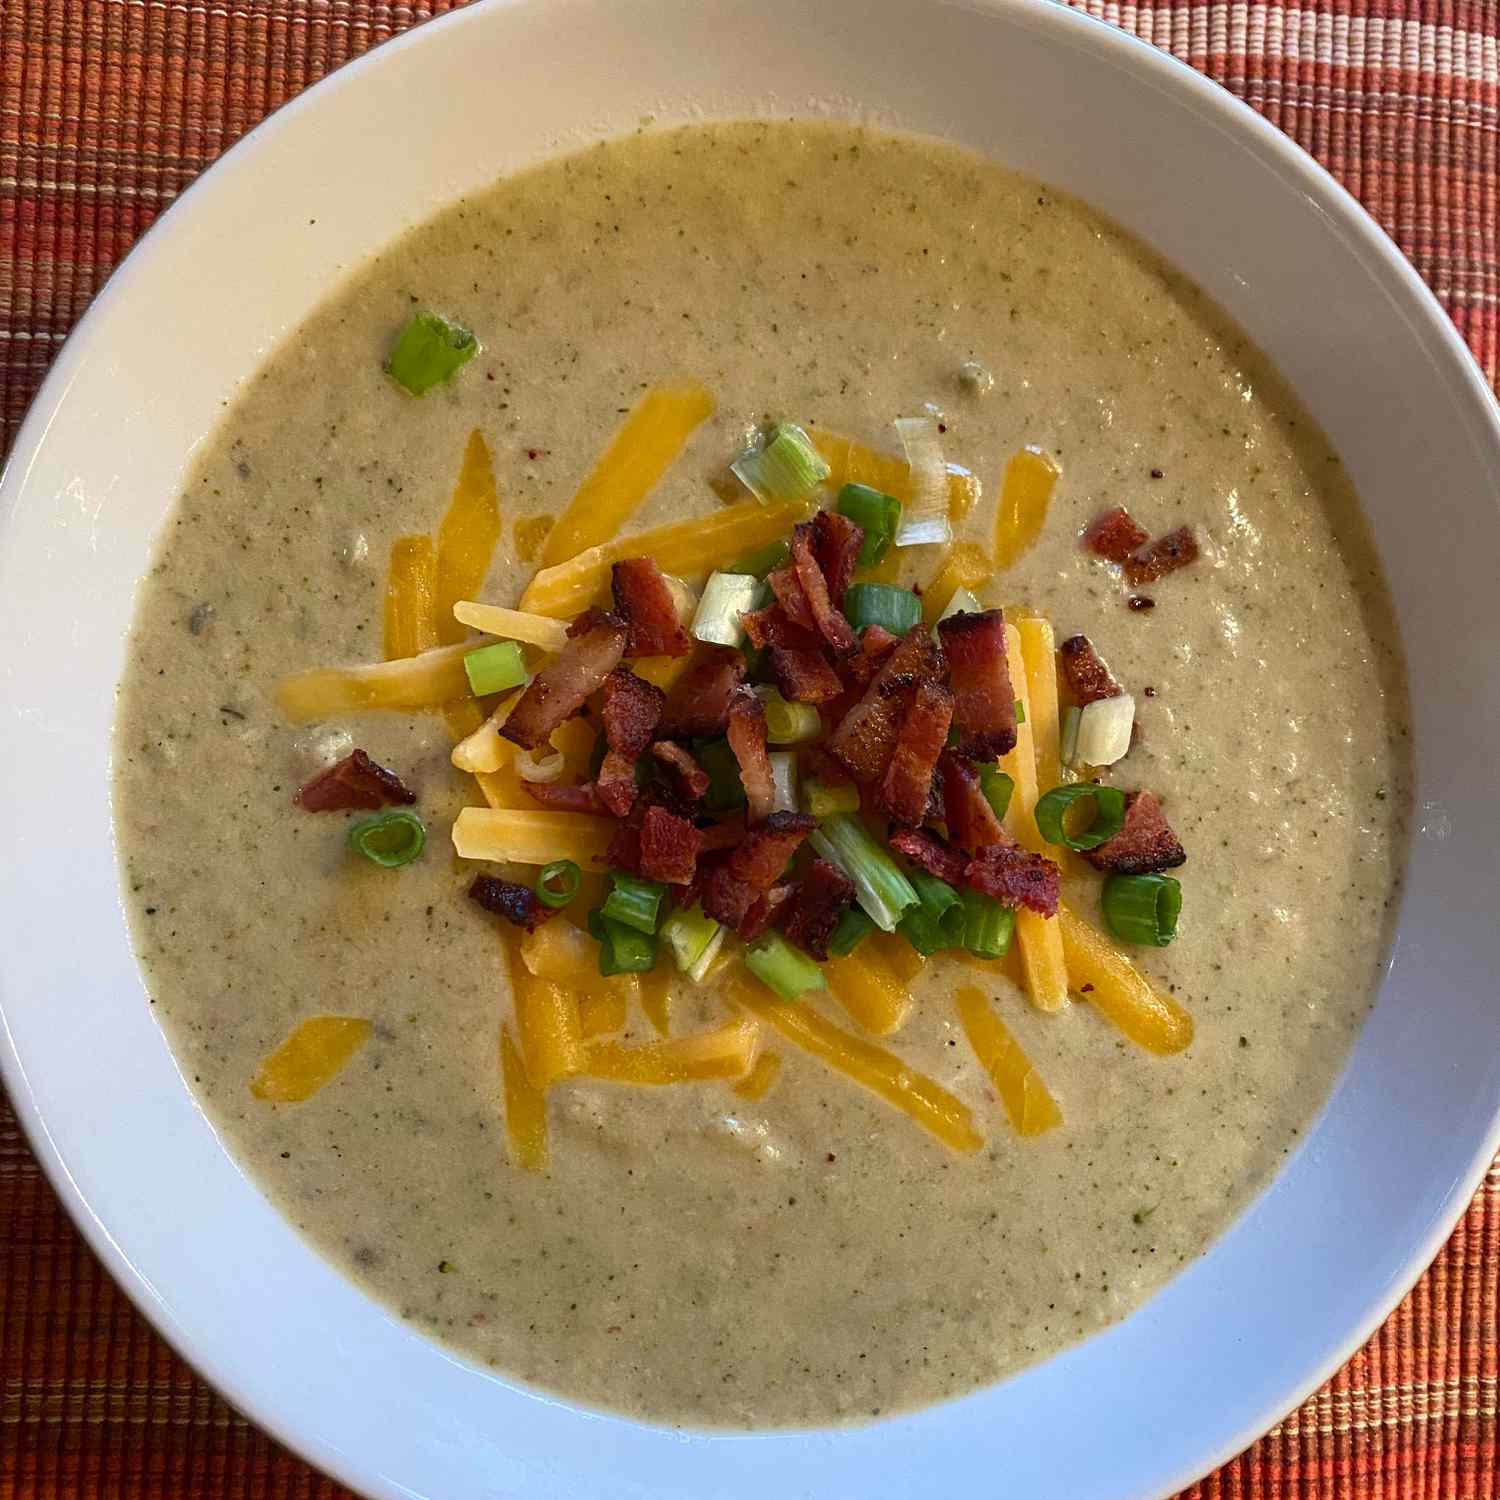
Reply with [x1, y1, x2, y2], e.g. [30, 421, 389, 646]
[959, 887, 1015, 960]
[802, 779, 862, 819]
[755, 685, 822, 745]
[892, 415, 953, 547]
[385, 311, 478, 396]
[729, 537, 792, 578]
[535, 859, 581, 908]
[911, 869, 967, 945]
[588, 908, 659, 974]
[828, 906, 877, 957]
[602, 872, 668, 935]
[695, 738, 748, 814]
[897, 904, 947, 955]
[731, 422, 830, 505]
[837, 483, 902, 566]
[980, 766, 1015, 823]
[844, 582, 922, 636]
[463, 640, 527, 697]
[1034, 784, 1129, 851]
[745, 931, 827, 999]
[810, 814, 918, 932]
[938, 585, 982, 622]
[769, 750, 800, 815]
[1015, 698, 1026, 724]
[347, 809, 426, 868]
[1076, 693, 1136, 767]
[660, 904, 724, 981]
[1101, 874, 1182, 947]
[1060, 705, 1083, 768]
[691, 571, 761, 648]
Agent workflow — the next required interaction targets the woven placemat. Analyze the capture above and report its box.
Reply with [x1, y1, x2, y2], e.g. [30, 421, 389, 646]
[1, 2, 1496, 1496]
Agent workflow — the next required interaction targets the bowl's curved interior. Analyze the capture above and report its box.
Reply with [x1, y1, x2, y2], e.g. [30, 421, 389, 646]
[1, 0, 1498, 1497]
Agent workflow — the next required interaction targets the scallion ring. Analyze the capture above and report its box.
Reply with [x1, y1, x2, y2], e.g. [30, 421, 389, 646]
[1101, 873, 1182, 947]
[515, 745, 565, 783]
[347, 809, 426, 868]
[1033, 783, 1128, 851]
[535, 859, 581, 909]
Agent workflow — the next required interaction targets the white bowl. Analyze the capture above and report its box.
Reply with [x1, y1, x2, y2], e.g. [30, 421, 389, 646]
[2, 1, 1498, 1495]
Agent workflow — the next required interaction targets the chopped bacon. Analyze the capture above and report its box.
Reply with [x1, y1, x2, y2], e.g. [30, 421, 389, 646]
[697, 813, 747, 852]
[766, 566, 818, 632]
[595, 749, 639, 818]
[811, 510, 864, 608]
[1058, 634, 1123, 705]
[800, 746, 852, 787]
[1083, 506, 1150, 564]
[889, 827, 968, 886]
[295, 750, 416, 812]
[523, 780, 605, 814]
[651, 740, 710, 801]
[939, 750, 1006, 851]
[828, 626, 940, 783]
[843, 624, 900, 687]
[938, 609, 1016, 760]
[778, 857, 855, 960]
[502, 611, 627, 750]
[791, 523, 856, 653]
[768, 646, 844, 704]
[740, 881, 796, 942]
[1082, 790, 1187, 874]
[879, 680, 954, 824]
[601, 667, 663, 758]
[468, 875, 556, 933]
[657, 646, 747, 738]
[1125, 526, 1199, 585]
[566, 606, 621, 640]
[727, 687, 774, 824]
[740, 603, 823, 653]
[611, 557, 693, 657]
[701, 811, 817, 930]
[605, 799, 647, 874]
[638, 803, 703, 886]
[965, 838, 1061, 917]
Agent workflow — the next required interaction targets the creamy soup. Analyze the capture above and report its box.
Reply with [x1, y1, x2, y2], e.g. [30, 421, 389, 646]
[114, 121, 1410, 1428]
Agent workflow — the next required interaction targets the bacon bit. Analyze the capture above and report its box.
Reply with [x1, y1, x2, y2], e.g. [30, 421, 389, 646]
[879, 680, 954, 824]
[595, 750, 639, 818]
[523, 780, 605, 814]
[294, 750, 416, 812]
[566, 605, 620, 640]
[741, 603, 823, 653]
[727, 687, 774, 824]
[811, 510, 864, 608]
[791, 523, 856, 653]
[1128, 595, 1156, 612]
[740, 881, 796, 942]
[1057, 634, 1123, 705]
[800, 746, 853, 787]
[639, 804, 703, 886]
[658, 646, 747, 738]
[702, 811, 817, 930]
[605, 799, 647, 874]
[828, 626, 940, 783]
[1082, 505, 1150, 564]
[1082, 790, 1187, 874]
[502, 612, 627, 750]
[1125, 526, 1200, 586]
[651, 740, 710, 801]
[611, 557, 693, 657]
[938, 609, 1016, 760]
[601, 667, 664, 759]
[965, 839, 1061, 916]
[778, 857, 855, 960]
[767, 566, 818, 631]
[843, 624, 900, 687]
[468, 875, 556, 932]
[1150, 468, 1164, 480]
[525, 447, 548, 461]
[939, 750, 1006, 851]
[768, 646, 844, 704]
[697, 813, 747, 852]
[889, 827, 968, 885]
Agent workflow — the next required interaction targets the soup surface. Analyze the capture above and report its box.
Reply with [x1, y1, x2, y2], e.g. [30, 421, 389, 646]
[115, 121, 1409, 1427]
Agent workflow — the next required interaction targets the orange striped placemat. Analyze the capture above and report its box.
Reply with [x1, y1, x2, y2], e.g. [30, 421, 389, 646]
[2, 3, 1497, 1496]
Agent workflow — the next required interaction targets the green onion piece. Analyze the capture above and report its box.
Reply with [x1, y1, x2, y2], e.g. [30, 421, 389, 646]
[535, 859, 581, 909]
[602, 872, 668, 935]
[695, 738, 748, 814]
[587, 909, 659, 974]
[660, 904, 724, 980]
[1101, 874, 1182, 947]
[755, 685, 822, 745]
[905, 869, 966, 952]
[1015, 698, 1026, 724]
[828, 906, 877, 957]
[802, 779, 862, 819]
[691, 571, 760, 648]
[959, 888, 1015, 959]
[731, 422, 831, 505]
[1034, 784, 1129, 851]
[769, 750, 800, 815]
[385, 311, 478, 396]
[745, 932, 827, 999]
[809, 814, 919, 932]
[837, 483, 903, 566]
[898, 904, 949, 955]
[909, 869, 962, 923]
[463, 640, 527, 697]
[347, 809, 426, 868]
[844, 582, 922, 636]
[980, 766, 1015, 823]
[729, 537, 792, 578]
[1060, 705, 1083, 767]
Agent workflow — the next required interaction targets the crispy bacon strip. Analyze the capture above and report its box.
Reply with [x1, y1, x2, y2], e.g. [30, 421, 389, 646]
[501, 611, 627, 750]
[828, 626, 939, 783]
[939, 750, 1006, 851]
[595, 750, 639, 818]
[779, 857, 855, 960]
[611, 557, 692, 657]
[791, 522, 856, 653]
[601, 667, 664, 757]
[843, 624, 900, 687]
[879, 680, 954, 825]
[1082, 790, 1187, 874]
[740, 881, 796, 942]
[639, 803, 703, 885]
[966, 838, 1061, 917]
[1058, 634, 1123, 705]
[811, 510, 864, 608]
[702, 811, 817, 930]
[523, 780, 605, 814]
[657, 646, 747, 738]
[1125, 526, 1200, 586]
[768, 646, 844, 705]
[889, 827, 968, 885]
[295, 750, 416, 812]
[766, 566, 818, 631]
[1082, 506, 1150, 564]
[740, 603, 823, 653]
[697, 813, 747, 852]
[727, 687, 774, 825]
[651, 740, 710, 801]
[605, 799, 647, 874]
[468, 875, 556, 933]
[938, 609, 1017, 760]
